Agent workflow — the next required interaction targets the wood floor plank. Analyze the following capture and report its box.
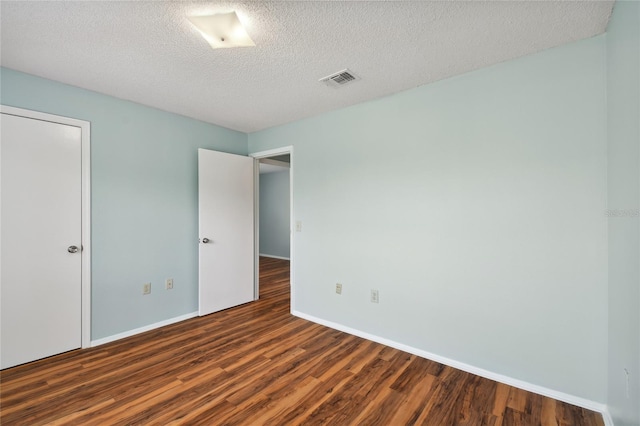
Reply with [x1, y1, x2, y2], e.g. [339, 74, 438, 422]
[242, 375, 320, 425]
[504, 407, 528, 426]
[46, 397, 117, 426]
[387, 372, 438, 425]
[458, 375, 498, 425]
[492, 381, 512, 426]
[541, 396, 560, 426]
[0, 257, 606, 425]
[266, 369, 354, 426]
[507, 385, 529, 412]
[343, 351, 414, 425]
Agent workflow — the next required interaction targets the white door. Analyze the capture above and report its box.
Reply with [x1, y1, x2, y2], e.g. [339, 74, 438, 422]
[1, 113, 82, 369]
[198, 149, 255, 316]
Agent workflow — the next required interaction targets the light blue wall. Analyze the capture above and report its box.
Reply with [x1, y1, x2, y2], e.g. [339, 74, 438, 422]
[606, 2, 640, 425]
[0, 67, 248, 340]
[259, 171, 290, 259]
[249, 36, 608, 402]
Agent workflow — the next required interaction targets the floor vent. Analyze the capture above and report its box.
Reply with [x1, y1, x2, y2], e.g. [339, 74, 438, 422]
[319, 69, 360, 88]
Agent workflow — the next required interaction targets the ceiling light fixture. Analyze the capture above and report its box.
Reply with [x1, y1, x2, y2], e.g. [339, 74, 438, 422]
[188, 11, 255, 49]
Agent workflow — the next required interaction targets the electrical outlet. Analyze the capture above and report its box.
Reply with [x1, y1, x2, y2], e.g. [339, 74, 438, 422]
[166, 278, 174, 290]
[371, 289, 379, 303]
[335, 283, 342, 294]
[143, 283, 151, 295]
[296, 221, 302, 232]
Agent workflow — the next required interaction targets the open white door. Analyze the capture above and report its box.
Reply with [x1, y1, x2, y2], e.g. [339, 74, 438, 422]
[198, 149, 255, 316]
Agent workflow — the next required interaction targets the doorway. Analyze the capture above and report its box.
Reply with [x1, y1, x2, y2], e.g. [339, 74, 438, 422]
[250, 146, 295, 307]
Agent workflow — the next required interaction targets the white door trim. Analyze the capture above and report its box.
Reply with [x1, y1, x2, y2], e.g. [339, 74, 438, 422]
[250, 146, 294, 311]
[1, 105, 91, 349]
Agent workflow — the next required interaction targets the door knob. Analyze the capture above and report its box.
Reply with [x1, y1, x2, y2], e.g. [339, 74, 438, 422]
[202, 238, 210, 244]
[67, 245, 79, 253]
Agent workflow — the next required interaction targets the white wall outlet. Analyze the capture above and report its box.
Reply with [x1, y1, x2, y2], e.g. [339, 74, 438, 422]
[335, 283, 342, 294]
[295, 221, 302, 232]
[143, 283, 151, 295]
[371, 289, 379, 303]
[166, 278, 174, 290]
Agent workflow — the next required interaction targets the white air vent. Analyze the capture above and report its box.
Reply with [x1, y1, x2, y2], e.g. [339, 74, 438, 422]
[319, 69, 360, 88]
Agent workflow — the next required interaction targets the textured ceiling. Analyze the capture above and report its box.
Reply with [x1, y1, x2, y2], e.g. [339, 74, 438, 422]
[0, 1, 614, 133]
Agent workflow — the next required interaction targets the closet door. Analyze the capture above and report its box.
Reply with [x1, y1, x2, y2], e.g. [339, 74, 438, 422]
[1, 112, 82, 369]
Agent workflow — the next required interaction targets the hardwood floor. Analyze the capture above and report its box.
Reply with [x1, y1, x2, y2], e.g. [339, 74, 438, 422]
[1, 257, 604, 425]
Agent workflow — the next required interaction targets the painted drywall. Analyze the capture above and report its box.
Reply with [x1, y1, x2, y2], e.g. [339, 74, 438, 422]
[249, 36, 608, 403]
[0, 67, 248, 340]
[606, 2, 640, 425]
[259, 170, 290, 259]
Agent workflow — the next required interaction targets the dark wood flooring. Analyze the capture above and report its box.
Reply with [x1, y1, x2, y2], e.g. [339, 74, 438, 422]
[0, 257, 604, 425]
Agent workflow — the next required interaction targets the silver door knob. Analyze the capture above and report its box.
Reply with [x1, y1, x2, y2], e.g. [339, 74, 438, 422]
[67, 245, 79, 253]
[202, 238, 210, 244]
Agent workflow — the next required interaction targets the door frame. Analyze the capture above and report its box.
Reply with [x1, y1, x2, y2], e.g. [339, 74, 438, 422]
[250, 146, 294, 311]
[1, 105, 91, 348]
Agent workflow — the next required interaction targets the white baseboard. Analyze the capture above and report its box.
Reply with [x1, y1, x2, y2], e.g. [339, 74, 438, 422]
[292, 310, 609, 419]
[601, 407, 614, 426]
[259, 253, 290, 260]
[90, 311, 198, 347]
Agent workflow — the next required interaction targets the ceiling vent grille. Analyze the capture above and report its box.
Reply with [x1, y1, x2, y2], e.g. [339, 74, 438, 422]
[319, 69, 360, 88]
